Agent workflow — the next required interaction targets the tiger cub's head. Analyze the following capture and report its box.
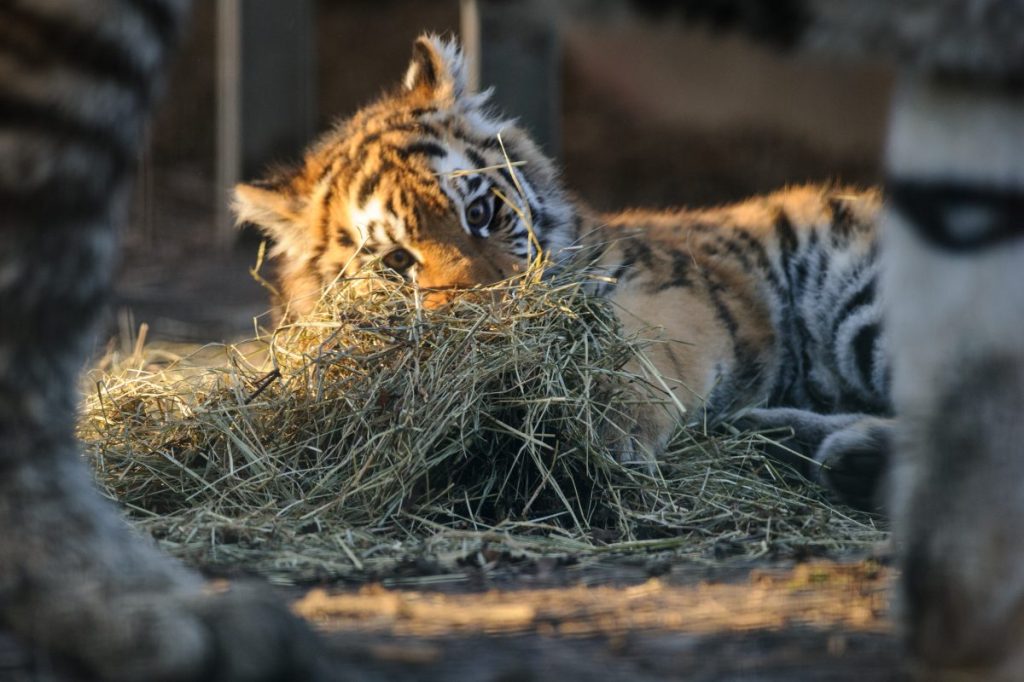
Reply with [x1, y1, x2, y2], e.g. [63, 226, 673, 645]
[234, 35, 578, 318]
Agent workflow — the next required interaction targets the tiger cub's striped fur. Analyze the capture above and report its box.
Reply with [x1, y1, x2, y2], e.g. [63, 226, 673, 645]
[235, 35, 891, 507]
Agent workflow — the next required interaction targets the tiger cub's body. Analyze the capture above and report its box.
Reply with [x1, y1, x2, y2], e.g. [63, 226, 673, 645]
[591, 188, 886, 418]
[235, 35, 891, 506]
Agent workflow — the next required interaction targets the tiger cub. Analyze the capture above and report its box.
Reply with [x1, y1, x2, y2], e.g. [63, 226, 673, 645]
[234, 35, 892, 508]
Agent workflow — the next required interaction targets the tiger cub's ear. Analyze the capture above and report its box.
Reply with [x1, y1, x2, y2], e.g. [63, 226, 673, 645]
[403, 34, 469, 102]
[233, 167, 312, 256]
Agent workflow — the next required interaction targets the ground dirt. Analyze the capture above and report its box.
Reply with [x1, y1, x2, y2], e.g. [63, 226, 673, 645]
[0, 559, 906, 680]
[304, 559, 905, 681]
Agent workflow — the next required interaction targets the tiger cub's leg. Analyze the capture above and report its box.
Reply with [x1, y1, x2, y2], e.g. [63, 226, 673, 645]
[599, 388, 679, 469]
[736, 408, 892, 510]
[884, 77, 1024, 681]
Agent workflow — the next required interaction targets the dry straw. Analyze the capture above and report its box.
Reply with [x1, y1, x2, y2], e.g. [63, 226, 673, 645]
[79, 261, 883, 584]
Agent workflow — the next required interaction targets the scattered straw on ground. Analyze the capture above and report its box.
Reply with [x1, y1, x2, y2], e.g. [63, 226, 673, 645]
[79, 264, 884, 584]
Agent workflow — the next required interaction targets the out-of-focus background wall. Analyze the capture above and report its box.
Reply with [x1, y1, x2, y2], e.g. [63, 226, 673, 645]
[117, 0, 891, 343]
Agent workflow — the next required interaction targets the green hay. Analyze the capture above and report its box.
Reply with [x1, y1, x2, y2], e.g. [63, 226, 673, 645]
[79, 265, 884, 584]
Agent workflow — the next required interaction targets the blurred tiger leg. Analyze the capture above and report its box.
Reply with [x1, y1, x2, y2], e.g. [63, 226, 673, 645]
[0, 1, 325, 679]
[883, 76, 1024, 681]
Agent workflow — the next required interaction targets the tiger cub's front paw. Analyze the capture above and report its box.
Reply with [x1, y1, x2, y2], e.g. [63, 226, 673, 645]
[733, 407, 892, 511]
[598, 403, 676, 472]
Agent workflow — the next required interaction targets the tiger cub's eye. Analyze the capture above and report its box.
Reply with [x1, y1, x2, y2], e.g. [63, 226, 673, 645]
[465, 196, 494, 231]
[382, 248, 415, 272]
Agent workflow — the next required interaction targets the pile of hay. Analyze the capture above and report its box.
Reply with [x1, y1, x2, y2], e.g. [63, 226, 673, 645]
[80, 265, 883, 583]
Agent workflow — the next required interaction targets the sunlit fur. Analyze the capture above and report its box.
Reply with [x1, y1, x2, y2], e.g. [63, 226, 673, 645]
[236, 35, 890, 506]
[234, 36, 575, 315]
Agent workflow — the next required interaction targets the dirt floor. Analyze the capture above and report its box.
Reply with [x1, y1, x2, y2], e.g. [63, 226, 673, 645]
[302, 559, 905, 681]
[0, 560, 904, 681]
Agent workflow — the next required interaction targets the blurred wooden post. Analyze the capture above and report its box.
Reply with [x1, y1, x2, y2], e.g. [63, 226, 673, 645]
[216, 0, 316, 247]
[460, 0, 561, 157]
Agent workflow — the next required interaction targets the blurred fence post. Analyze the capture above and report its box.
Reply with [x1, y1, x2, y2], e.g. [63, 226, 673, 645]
[460, 0, 561, 157]
[217, 0, 316, 248]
